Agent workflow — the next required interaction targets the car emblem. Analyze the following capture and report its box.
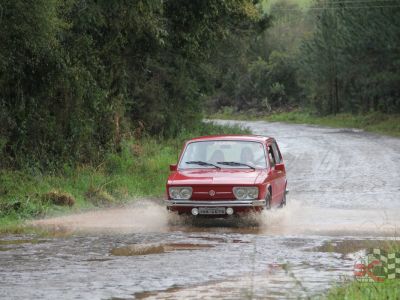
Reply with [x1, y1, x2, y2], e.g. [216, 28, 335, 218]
[209, 190, 216, 196]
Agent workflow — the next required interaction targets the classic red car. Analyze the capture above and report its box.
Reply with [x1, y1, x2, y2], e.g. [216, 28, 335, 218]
[165, 135, 288, 216]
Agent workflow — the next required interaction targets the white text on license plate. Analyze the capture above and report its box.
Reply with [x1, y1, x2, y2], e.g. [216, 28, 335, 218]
[198, 207, 226, 215]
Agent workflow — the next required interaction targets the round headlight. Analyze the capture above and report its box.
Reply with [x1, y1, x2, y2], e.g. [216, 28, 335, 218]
[247, 187, 258, 199]
[180, 188, 192, 200]
[233, 187, 259, 200]
[169, 187, 192, 200]
[236, 188, 247, 199]
[169, 188, 180, 199]
[234, 188, 247, 199]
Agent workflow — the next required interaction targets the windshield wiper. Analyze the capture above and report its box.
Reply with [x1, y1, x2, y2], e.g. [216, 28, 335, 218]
[185, 161, 221, 169]
[217, 161, 256, 170]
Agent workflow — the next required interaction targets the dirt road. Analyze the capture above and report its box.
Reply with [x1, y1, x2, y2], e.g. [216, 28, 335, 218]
[1, 120, 399, 299]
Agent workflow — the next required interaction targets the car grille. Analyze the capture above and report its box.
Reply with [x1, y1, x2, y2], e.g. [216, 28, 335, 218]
[191, 186, 235, 200]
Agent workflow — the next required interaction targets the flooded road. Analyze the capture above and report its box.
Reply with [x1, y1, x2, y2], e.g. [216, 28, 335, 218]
[1, 120, 400, 299]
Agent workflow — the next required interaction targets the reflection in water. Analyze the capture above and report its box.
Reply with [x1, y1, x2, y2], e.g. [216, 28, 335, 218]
[0, 230, 353, 300]
[1, 200, 398, 300]
[110, 243, 215, 256]
[0, 200, 391, 299]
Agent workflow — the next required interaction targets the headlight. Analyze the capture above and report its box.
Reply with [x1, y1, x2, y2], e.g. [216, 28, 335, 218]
[169, 187, 193, 200]
[233, 187, 259, 200]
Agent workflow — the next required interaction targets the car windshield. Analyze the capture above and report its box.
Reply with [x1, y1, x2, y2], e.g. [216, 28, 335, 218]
[179, 140, 267, 169]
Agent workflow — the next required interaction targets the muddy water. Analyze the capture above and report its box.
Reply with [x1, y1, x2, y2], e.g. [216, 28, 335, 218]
[1, 120, 400, 299]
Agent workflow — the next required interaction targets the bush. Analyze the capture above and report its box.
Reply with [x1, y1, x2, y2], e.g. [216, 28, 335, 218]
[85, 188, 116, 207]
[42, 190, 75, 207]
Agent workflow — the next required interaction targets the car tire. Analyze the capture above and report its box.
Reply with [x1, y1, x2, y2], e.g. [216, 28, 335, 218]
[265, 190, 272, 210]
[278, 191, 286, 208]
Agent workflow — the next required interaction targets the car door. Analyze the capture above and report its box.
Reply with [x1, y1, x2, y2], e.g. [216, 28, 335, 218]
[271, 141, 286, 202]
[267, 142, 285, 205]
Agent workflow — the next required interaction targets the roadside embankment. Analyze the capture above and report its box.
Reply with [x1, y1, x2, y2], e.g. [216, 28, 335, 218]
[0, 122, 249, 233]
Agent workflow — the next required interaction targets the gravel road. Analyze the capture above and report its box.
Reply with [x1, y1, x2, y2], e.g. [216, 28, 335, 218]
[1, 120, 399, 299]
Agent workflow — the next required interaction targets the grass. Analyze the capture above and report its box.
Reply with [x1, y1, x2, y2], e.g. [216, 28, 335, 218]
[326, 279, 400, 299]
[263, 0, 312, 12]
[0, 122, 250, 233]
[210, 110, 400, 137]
[320, 239, 400, 299]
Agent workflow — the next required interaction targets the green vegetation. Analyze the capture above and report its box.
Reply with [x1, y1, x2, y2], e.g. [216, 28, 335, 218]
[298, 0, 400, 115]
[208, 0, 400, 121]
[318, 240, 400, 299]
[0, 0, 265, 170]
[2, 0, 398, 172]
[263, 0, 312, 11]
[323, 240, 400, 299]
[0, 122, 249, 232]
[211, 110, 400, 137]
[0, 0, 259, 229]
[0, 0, 398, 297]
[0, 0, 397, 225]
[327, 280, 400, 300]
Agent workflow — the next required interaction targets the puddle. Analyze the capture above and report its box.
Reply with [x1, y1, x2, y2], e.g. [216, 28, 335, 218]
[134, 285, 184, 299]
[0, 238, 48, 253]
[132, 269, 316, 300]
[111, 244, 165, 256]
[191, 236, 227, 243]
[110, 243, 215, 256]
[231, 239, 251, 244]
[0, 239, 44, 245]
[192, 235, 250, 244]
[85, 258, 113, 262]
[0, 227, 379, 299]
[164, 243, 215, 251]
[0, 247, 13, 251]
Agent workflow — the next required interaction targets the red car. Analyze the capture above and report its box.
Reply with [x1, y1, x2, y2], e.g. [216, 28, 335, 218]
[165, 135, 288, 216]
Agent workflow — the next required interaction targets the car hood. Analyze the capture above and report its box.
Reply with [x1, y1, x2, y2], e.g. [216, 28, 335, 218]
[168, 169, 267, 185]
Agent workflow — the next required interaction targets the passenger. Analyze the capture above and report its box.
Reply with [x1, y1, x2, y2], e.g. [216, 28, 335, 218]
[209, 149, 224, 163]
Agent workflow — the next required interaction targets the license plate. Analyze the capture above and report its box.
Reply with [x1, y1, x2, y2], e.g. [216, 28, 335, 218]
[198, 207, 226, 215]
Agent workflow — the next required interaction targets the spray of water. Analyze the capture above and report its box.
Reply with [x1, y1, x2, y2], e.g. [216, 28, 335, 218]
[32, 198, 400, 236]
[33, 200, 170, 234]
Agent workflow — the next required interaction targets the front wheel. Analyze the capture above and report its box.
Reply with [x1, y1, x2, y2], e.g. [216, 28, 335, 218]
[278, 192, 286, 208]
[265, 191, 272, 210]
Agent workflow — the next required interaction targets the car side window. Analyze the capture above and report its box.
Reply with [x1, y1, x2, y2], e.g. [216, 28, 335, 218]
[271, 142, 282, 164]
[267, 145, 276, 167]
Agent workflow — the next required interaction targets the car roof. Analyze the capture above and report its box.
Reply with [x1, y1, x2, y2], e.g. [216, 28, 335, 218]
[186, 134, 274, 143]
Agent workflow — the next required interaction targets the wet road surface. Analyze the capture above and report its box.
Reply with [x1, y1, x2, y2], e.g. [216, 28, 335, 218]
[1, 120, 400, 299]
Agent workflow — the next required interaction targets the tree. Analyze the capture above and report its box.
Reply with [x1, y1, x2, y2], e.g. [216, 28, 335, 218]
[298, 0, 400, 115]
[0, 0, 263, 169]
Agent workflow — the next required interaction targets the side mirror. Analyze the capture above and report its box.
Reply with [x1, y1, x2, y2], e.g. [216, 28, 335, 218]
[275, 163, 285, 172]
[169, 164, 177, 171]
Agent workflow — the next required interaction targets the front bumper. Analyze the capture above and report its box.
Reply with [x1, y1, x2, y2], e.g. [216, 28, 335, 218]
[164, 199, 266, 207]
